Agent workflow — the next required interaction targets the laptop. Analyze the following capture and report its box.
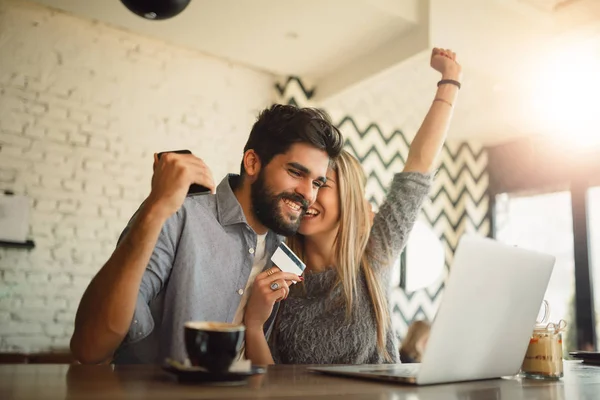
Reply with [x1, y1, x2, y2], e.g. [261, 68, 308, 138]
[309, 234, 555, 385]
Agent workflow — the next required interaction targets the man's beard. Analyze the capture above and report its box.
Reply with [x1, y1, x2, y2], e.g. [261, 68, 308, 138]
[250, 170, 308, 236]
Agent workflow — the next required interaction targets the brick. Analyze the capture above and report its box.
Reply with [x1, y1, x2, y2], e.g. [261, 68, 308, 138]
[68, 110, 90, 124]
[23, 125, 46, 140]
[34, 199, 58, 212]
[40, 175, 63, 190]
[2, 87, 38, 103]
[0, 112, 32, 133]
[104, 162, 123, 176]
[5, 336, 50, 351]
[0, 155, 32, 170]
[31, 223, 53, 237]
[13, 308, 55, 323]
[75, 147, 114, 162]
[89, 136, 108, 150]
[83, 182, 103, 196]
[8, 73, 27, 88]
[0, 321, 43, 335]
[1, 96, 26, 113]
[0, 297, 21, 310]
[21, 148, 45, 161]
[0, 132, 32, 148]
[100, 207, 118, 218]
[0, 144, 24, 157]
[46, 129, 68, 142]
[31, 140, 72, 156]
[57, 200, 78, 214]
[51, 336, 71, 349]
[0, 170, 16, 183]
[62, 179, 83, 192]
[46, 298, 68, 310]
[3, 270, 26, 284]
[90, 114, 110, 128]
[83, 159, 104, 171]
[27, 249, 54, 267]
[45, 323, 66, 337]
[28, 187, 73, 202]
[25, 102, 48, 115]
[26, 272, 50, 284]
[55, 310, 75, 324]
[24, 78, 50, 93]
[35, 162, 73, 178]
[103, 184, 122, 198]
[72, 276, 91, 289]
[52, 245, 72, 263]
[46, 106, 68, 120]
[52, 120, 79, 136]
[54, 224, 76, 239]
[0, 311, 10, 321]
[62, 215, 106, 229]
[38, 93, 81, 110]
[77, 204, 100, 218]
[49, 273, 72, 287]
[48, 83, 74, 98]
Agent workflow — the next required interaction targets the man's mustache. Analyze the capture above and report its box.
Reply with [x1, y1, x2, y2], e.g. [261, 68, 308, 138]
[280, 193, 309, 213]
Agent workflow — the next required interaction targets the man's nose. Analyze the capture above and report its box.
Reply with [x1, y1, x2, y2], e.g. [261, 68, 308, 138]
[295, 180, 317, 206]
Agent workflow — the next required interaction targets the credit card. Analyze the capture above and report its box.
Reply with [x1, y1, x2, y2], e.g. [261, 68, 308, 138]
[271, 242, 306, 276]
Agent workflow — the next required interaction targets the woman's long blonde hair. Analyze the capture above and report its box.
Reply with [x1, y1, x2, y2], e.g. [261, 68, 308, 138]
[287, 150, 392, 361]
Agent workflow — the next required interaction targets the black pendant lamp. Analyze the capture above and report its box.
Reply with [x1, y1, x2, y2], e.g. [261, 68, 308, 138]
[121, 0, 191, 20]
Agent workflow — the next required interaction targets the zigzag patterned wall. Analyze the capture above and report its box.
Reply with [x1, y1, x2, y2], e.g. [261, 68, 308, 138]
[274, 76, 490, 340]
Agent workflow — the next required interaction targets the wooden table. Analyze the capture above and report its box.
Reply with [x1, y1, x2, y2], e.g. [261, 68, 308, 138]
[1, 361, 598, 399]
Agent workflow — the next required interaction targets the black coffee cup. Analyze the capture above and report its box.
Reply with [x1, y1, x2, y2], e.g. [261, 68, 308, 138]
[183, 321, 245, 374]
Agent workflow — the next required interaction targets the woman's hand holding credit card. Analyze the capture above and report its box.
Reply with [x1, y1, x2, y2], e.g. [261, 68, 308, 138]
[243, 244, 304, 331]
[270, 242, 306, 283]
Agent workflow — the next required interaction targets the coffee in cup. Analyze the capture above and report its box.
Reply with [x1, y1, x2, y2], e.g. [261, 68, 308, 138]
[184, 321, 245, 374]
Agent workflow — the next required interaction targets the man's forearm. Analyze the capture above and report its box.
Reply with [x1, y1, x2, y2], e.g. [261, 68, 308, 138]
[70, 201, 169, 364]
[245, 328, 275, 365]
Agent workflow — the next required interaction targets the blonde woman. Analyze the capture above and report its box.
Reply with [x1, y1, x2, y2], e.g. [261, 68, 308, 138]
[243, 47, 461, 364]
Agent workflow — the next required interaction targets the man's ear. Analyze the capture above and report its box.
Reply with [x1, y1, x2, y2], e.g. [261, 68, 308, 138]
[242, 149, 261, 182]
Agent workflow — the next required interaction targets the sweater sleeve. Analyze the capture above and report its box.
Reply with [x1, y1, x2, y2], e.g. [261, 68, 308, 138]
[367, 172, 432, 274]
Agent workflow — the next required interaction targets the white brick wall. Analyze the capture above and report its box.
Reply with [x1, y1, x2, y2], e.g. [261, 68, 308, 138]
[0, 0, 274, 352]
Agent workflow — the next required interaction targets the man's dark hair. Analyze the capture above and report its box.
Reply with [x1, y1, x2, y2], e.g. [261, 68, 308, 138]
[240, 104, 343, 175]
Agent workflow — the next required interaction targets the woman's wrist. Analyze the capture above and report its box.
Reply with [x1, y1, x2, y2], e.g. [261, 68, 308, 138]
[441, 70, 462, 82]
[245, 323, 264, 335]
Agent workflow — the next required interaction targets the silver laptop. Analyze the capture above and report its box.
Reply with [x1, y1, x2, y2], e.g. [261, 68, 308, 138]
[309, 234, 555, 385]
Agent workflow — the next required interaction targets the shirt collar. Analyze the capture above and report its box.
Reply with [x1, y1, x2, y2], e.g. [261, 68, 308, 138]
[215, 174, 248, 227]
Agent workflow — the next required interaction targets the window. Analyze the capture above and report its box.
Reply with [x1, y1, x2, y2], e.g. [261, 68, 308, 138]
[495, 191, 576, 353]
[588, 187, 600, 346]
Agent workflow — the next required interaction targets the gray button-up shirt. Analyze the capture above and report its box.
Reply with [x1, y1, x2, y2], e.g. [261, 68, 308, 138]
[113, 175, 282, 364]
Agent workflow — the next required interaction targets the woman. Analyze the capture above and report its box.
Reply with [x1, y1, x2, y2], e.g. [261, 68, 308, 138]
[244, 47, 461, 364]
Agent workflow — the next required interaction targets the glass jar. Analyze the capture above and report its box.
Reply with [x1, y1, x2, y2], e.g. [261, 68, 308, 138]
[521, 301, 566, 380]
[521, 321, 566, 380]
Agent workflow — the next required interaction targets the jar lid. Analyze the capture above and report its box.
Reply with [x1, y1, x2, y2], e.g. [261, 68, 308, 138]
[533, 300, 567, 333]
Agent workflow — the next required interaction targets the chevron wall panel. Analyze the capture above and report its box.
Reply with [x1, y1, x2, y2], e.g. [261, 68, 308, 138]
[274, 76, 490, 341]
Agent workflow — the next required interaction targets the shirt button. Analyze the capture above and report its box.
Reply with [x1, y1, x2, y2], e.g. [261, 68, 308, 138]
[249, 248, 255, 254]
[134, 320, 138, 324]
[238, 289, 244, 295]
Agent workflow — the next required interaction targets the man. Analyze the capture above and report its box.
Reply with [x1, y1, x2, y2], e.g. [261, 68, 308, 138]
[70, 105, 343, 364]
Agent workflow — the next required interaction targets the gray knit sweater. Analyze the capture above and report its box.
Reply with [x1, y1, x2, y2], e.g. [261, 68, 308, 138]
[269, 172, 432, 365]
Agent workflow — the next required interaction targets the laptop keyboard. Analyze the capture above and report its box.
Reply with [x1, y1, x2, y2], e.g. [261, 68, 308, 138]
[359, 363, 421, 377]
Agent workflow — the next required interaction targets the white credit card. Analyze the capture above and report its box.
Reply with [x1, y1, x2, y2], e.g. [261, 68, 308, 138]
[271, 242, 306, 276]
